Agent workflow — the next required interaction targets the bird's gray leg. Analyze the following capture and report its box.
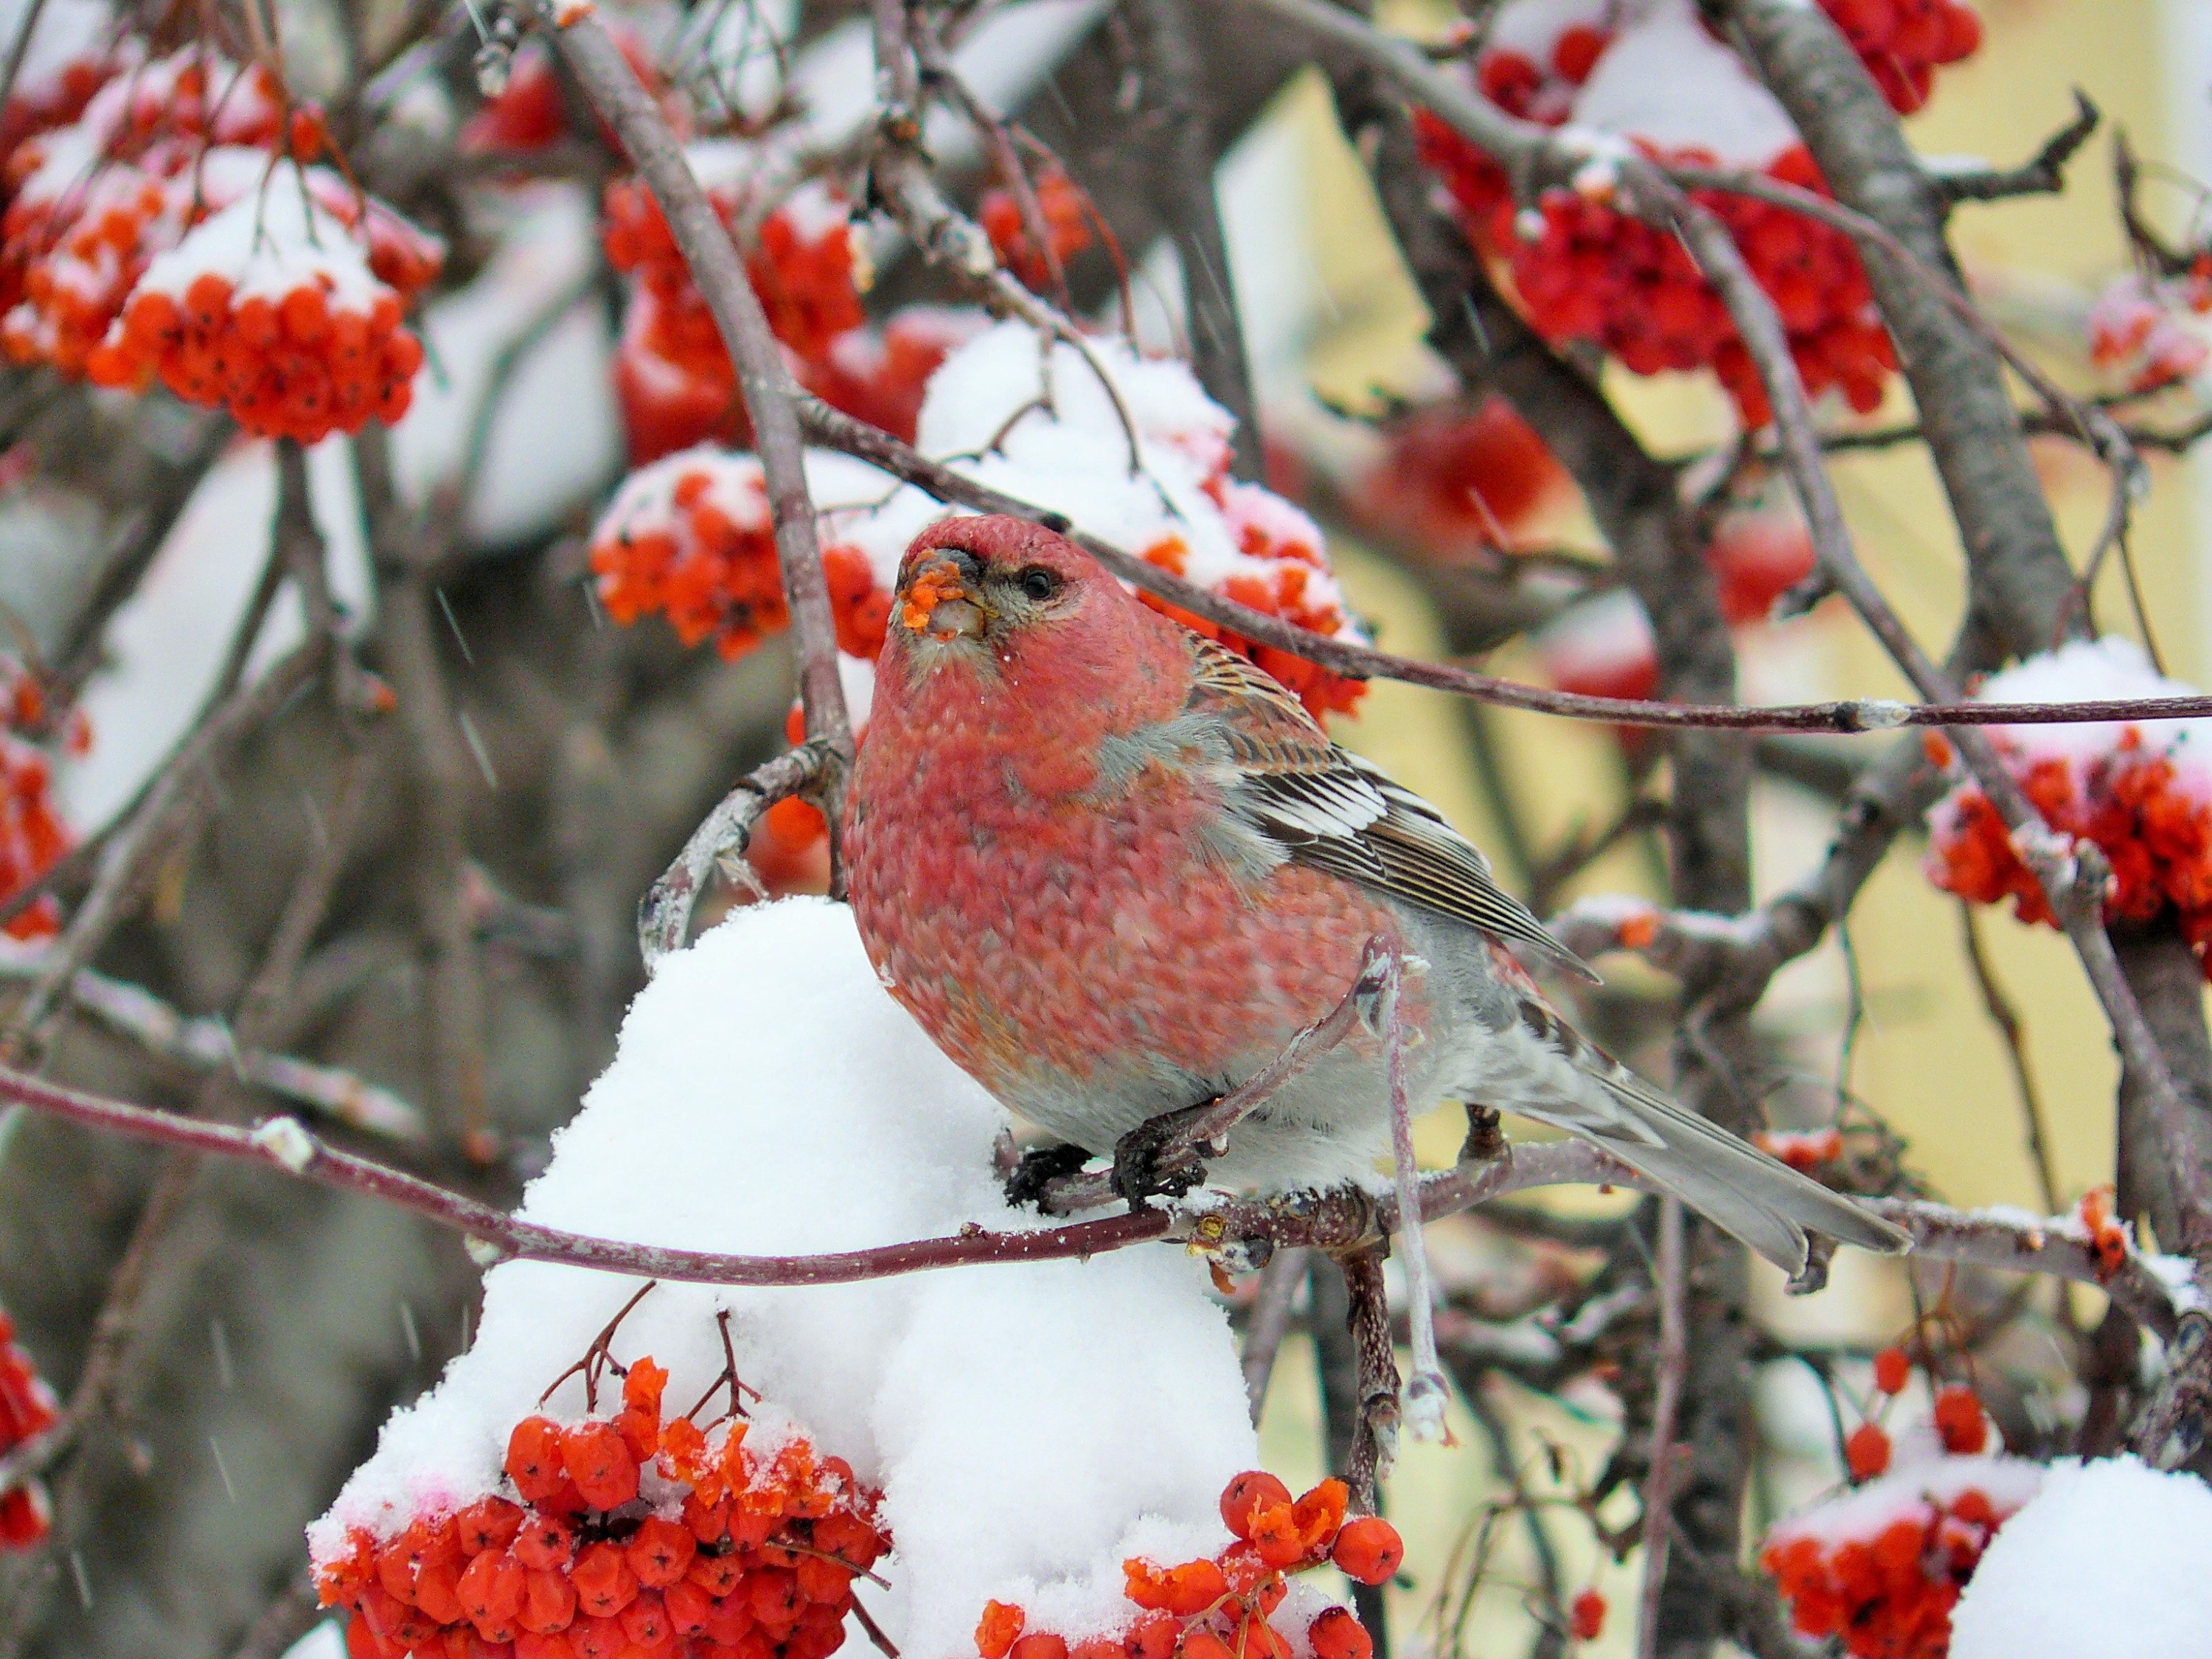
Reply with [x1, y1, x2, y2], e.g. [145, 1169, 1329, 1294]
[1368, 945, 1453, 1444]
[1338, 1243, 1401, 1505]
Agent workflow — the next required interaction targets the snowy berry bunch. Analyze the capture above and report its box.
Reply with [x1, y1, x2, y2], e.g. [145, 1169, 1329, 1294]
[604, 161, 862, 462]
[0, 1306, 59, 1551]
[978, 164, 1095, 296]
[315, 1353, 888, 1659]
[970, 1472, 1396, 1659]
[1925, 639, 2212, 976]
[1763, 1349, 2027, 1659]
[1415, 1, 1923, 425]
[0, 656, 78, 943]
[0, 42, 440, 435]
[2085, 272, 2211, 395]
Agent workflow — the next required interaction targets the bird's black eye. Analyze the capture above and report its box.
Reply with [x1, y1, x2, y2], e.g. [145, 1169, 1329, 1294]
[1017, 566, 1061, 602]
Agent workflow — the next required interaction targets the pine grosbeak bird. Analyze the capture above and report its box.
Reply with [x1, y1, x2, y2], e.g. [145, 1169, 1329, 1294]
[844, 516, 1905, 1272]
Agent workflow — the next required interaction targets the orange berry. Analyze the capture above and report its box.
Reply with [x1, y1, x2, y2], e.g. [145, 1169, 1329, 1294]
[567, 1613, 625, 1659]
[1872, 1347, 1910, 1396]
[1329, 1517, 1404, 1587]
[571, 1541, 639, 1618]
[1121, 1611, 1175, 1659]
[505, 1417, 567, 1502]
[281, 284, 331, 344]
[456, 1548, 524, 1641]
[458, 1497, 526, 1555]
[976, 1601, 1026, 1659]
[794, 1554, 851, 1604]
[184, 273, 233, 330]
[1307, 1609, 1370, 1659]
[687, 1551, 742, 1599]
[1121, 1559, 1228, 1618]
[1290, 1481, 1349, 1554]
[627, 1516, 695, 1588]
[1009, 1637, 1068, 1659]
[1180, 1633, 1235, 1659]
[560, 1422, 639, 1511]
[1846, 1422, 1891, 1482]
[1219, 1471, 1293, 1541]
[665, 1579, 714, 1635]
[619, 1588, 671, 1649]
[514, 1514, 573, 1571]
[520, 1567, 577, 1635]
[748, 1568, 802, 1626]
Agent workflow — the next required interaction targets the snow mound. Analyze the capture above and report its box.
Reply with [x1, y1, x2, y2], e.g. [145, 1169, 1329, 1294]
[1950, 1455, 2212, 1659]
[310, 899, 1263, 1657]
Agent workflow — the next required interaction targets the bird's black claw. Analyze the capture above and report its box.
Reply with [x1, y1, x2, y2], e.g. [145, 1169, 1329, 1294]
[1110, 1104, 1214, 1211]
[1458, 1103, 1506, 1166]
[1002, 1140, 1096, 1211]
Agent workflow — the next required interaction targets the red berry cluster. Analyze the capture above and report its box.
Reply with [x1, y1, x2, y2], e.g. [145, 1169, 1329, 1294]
[2087, 274, 2211, 394]
[1926, 725, 2212, 976]
[978, 166, 1095, 294]
[462, 29, 675, 158]
[0, 1307, 58, 1550]
[969, 1473, 1396, 1659]
[1820, 0, 1983, 114]
[1137, 484, 1366, 719]
[0, 43, 437, 434]
[589, 453, 792, 658]
[1762, 1482, 2014, 1659]
[1465, 21, 1610, 127]
[0, 657, 77, 943]
[1425, 133, 1893, 424]
[1767, 1355, 2019, 1658]
[316, 1356, 888, 1659]
[605, 175, 863, 464]
[1566, 1589, 1604, 1644]
[1351, 399, 1571, 559]
[801, 308, 987, 448]
[88, 255, 426, 442]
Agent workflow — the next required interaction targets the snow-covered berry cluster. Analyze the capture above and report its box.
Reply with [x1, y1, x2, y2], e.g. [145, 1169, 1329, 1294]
[0, 42, 439, 436]
[969, 1472, 1396, 1659]
[605, 159, 863, 462]
[1925, 639, 2212, 975]
[0, 1307, 58, 1550]
[0, 656, 78, 942]
[1764, 1346, 2025, 1658]
[2085, 272, 2210, 394]
[1415, 2, 1923, 425]
[316, 1352, 887, 1659]
[592, 321, 1370, 717]
[978, 165, 1094, 295]
[1761, 1452, 2036, 1659]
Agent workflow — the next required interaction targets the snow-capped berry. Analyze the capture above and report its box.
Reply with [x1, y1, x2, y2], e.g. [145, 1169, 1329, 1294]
[1009, 1635, 1070, 1659]
[1121, 1558, 1228, 1617]
[1873, 1347, 1911, 1397]
[1846, 1422, 1893, 1483]
[1568, 1589, 1606, 1642]
[1328, 1517, 1404, 1587]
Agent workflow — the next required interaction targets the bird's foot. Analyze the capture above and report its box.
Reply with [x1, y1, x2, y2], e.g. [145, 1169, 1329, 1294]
[1110, 1103, 1214, 1211]
[1002, 1140, 1096, 1211]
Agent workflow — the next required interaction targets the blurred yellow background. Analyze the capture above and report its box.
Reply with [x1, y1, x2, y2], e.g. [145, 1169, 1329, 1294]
[1239, 2, 2207, 1650]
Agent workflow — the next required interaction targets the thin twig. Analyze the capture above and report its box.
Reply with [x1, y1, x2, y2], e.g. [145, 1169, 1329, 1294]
[1956, 900, 2061, 1216]
[1634, 1197, 1686, 1659]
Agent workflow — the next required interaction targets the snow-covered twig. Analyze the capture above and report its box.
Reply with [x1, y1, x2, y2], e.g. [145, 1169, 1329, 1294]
[1635, 1197, 1687, 1659]
[0, 950, 424, 1140]
[542, 3, 853, 810]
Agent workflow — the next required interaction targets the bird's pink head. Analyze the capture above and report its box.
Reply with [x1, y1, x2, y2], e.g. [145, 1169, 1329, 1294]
[888, 515, 1127, 661]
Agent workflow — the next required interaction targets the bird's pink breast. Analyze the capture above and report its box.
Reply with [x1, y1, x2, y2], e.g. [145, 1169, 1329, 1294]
[845, 664, 1399, 1099]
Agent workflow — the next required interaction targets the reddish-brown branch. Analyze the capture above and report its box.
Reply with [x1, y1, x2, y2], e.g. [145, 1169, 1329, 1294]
[801, 397, 2212, 736]
[540, 5, 852, 810]
[1, 1064, 2187, 1334]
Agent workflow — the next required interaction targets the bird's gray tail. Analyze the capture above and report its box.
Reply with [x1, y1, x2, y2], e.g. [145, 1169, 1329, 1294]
[1588, 1075, 1908, 1273]
[1512, 998, 1908, 1273]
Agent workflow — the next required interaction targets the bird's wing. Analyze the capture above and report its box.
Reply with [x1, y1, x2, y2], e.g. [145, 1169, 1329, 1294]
[1180, 633, 1598, 983]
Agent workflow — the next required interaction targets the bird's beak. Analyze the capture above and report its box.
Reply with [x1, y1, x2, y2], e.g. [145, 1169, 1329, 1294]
[899, 555, 989, 642]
